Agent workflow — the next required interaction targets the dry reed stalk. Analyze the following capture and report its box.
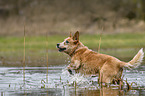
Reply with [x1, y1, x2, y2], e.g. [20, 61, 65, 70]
[23, 21, 26, 85]
[125, 78, 132, 90]
[98, 27, 103, 53]
[46, 34, 49, 83]
[22, 21, 27, 96]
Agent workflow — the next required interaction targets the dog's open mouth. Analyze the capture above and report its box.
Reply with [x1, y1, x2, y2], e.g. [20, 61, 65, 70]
[58, 48, 66, 52]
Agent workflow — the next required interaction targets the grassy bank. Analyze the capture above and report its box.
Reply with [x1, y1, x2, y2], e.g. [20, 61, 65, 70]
[0, 32, 145, 66]
[0, 32, 145, 51]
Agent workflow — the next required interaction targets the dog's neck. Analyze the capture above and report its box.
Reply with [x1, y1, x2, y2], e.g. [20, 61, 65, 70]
[69, 42, 84, 57]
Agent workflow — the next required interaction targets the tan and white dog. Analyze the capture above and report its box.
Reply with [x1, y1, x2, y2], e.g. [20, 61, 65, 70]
[57, 31, 144, 84]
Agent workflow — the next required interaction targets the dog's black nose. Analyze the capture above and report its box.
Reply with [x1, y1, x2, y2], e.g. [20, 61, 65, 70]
[57, 43, 60, 48]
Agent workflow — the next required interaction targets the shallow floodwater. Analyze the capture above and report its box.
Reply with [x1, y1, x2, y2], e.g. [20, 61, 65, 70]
[0, 65, 145, 96]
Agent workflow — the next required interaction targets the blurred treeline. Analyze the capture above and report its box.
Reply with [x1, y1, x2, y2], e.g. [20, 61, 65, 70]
[0, 0, 145, 36]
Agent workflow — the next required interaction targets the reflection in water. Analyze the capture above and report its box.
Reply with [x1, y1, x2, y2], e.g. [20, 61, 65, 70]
[1, 92, 4, 96]
[63, 86, 142, 96]
[0, 66, 145, 96]
[69, 86, 142, 96]
[100, 87, 120, 96]
[76, 87, 120, 96]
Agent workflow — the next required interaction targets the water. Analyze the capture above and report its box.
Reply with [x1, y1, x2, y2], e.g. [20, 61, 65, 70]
[0, 65, 145, 96]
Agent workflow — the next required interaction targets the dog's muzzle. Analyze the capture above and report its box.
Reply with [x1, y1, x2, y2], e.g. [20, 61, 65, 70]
[57, 43, 66, 52]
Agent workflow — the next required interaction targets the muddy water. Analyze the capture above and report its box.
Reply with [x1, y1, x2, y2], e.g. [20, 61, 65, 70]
[0, 65, 145, 96]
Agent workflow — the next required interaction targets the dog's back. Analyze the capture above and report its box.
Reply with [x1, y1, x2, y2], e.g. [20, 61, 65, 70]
[72, 46, 124, 75]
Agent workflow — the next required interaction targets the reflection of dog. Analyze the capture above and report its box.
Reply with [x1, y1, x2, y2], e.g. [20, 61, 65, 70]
[73, 86, 120, 96]
[57, 31, 144, 84]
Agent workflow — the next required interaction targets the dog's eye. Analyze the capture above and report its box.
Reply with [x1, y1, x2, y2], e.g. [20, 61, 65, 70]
[66, 40, 69, 43]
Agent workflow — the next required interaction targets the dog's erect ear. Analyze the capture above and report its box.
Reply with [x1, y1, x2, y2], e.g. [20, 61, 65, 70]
[73, 31, 79, 41]
[70, 32, 72, 37]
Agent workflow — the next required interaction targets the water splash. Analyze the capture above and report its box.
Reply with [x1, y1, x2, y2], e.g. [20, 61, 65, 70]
[0, 66, 145, 95]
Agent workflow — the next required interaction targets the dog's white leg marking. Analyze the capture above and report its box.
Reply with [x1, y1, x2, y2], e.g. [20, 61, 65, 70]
[67, 60, 80, 70]
[74, 60, 81, 69]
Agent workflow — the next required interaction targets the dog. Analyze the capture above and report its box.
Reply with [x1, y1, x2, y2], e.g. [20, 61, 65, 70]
[57, 31, 144, 84]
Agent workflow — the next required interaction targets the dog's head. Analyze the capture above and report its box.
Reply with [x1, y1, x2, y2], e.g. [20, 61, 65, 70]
[57, 31, 81, 55]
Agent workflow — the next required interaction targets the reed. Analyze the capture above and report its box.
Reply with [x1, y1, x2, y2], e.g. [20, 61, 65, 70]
[1, 92, 4, 96]
[41, 79, 46, 88]
[23, 21, 27, 96]
[9, 84, 10, 88]
[46, 33, 49, 83]
[125, 78, 131, 91]
[131, 82, 137, 86]
[60, 76, 62, 82]
[74, 81, 77, 95]
[23, 21, 26, 85]
[98, 27, 103, 53]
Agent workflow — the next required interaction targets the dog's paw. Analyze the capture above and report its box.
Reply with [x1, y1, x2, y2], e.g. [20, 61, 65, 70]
[68, 69, 73, 75]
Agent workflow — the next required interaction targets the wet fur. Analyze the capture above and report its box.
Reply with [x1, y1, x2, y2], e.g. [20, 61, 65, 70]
[57, 31, 144, 84]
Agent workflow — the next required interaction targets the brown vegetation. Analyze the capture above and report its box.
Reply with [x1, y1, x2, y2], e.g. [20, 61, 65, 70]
[0, 0, 145, 36]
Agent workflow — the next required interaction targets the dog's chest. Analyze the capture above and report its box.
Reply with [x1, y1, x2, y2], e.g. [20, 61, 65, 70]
[72, 58, 100, 74]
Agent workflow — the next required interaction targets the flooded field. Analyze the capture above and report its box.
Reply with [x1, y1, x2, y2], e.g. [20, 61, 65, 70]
[0, 48, 145, 96]
[0, 65, 145, 96]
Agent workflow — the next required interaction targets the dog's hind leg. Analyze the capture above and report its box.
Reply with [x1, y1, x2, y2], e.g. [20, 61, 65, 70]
[98, 71, 103, 84]
[99, 63, 117, 84]
[113, 68, 123, 84]
[102, 74, 112, 84]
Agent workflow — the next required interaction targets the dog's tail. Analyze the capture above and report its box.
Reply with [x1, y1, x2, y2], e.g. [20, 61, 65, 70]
[124, 48, 144, 69]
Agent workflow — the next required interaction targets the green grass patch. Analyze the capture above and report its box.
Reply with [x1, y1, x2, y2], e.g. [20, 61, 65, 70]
[0, 32, 145, 66]
[81, 33, 145, 49]
[0, 33, 145, 52]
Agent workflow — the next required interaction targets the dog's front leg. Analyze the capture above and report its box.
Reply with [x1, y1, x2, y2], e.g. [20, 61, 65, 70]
[68, 69, 73, 75]
[67, 64, 74, 75]
[67, 60, 81, 74]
